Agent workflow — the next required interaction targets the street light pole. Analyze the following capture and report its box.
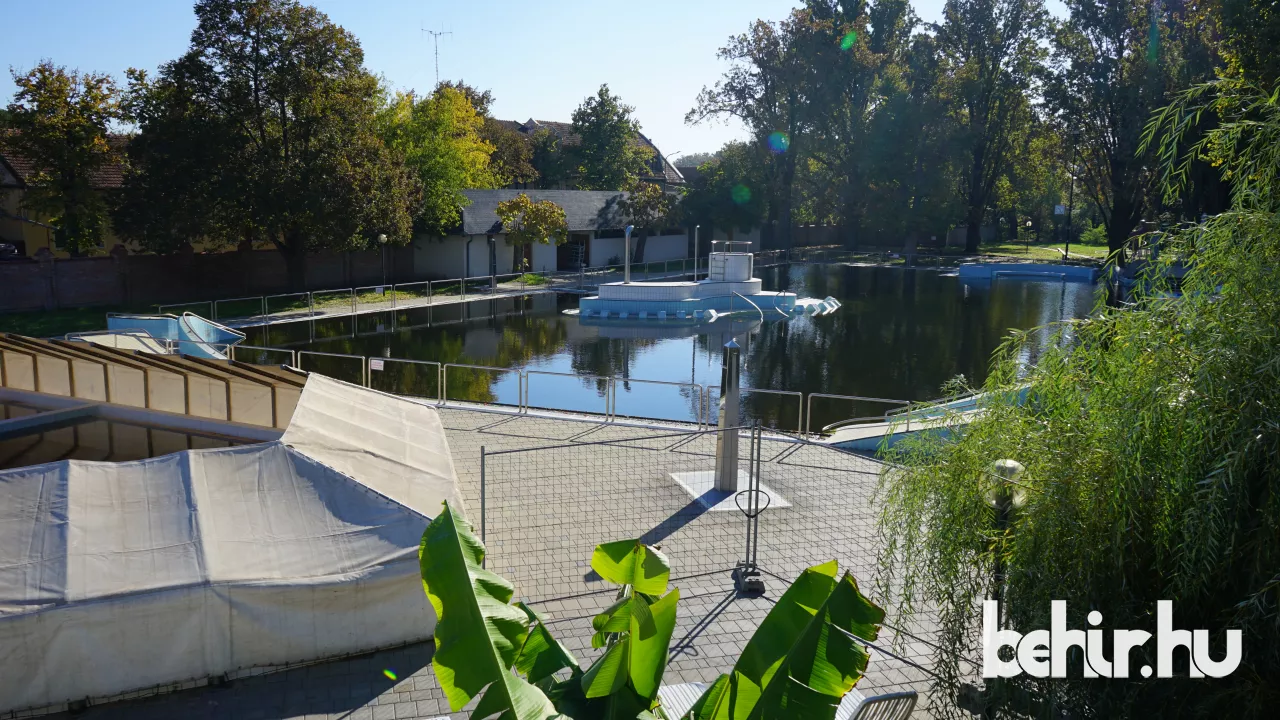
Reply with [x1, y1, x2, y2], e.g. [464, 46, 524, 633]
[378, 233, 388, 288]
[624, 225, 634, 283]
[693, 224, 700, 280]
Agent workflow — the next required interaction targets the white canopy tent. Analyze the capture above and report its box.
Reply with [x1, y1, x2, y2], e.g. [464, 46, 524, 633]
[0, 376, 462, 715]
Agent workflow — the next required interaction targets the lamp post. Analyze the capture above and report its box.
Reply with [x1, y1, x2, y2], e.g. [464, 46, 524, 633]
[624, 225, 635, 283]
[378, 233, 388, 289]
[1024, 220, 1032, 255]
[693, 224, 700, 280]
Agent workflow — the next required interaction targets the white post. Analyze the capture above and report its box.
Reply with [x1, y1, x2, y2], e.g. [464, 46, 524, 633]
[624, 225, 634, 283]
[693, 224, 700, 280]
[715, 339, 742, 492]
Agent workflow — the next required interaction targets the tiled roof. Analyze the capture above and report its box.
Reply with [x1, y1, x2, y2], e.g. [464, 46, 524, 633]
[500, 119, 684, 185]
[0, 132, 128, 190]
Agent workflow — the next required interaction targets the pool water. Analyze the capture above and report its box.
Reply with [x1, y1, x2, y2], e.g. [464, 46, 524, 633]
[242, 263, 1098, 431]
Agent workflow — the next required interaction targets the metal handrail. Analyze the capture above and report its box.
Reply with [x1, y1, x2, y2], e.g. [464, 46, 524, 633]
[441, 362, 523, 409]
[212, 295, 267, 321]
[354, 285, 396, 311]
[231, 344, 298, 367]
[730, 291, 766, 322]
[704, 385, 804, 435]
[298, 350, 368, 387]
[368, 357, 442, 402]
[264, 292, 313, 317]
[804, 392, 911, 436]
[611, 377, 705, 430]
[523, 369, 614, 420]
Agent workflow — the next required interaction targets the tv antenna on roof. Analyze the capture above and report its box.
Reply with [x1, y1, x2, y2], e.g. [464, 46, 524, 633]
[422, 27, 453, 87]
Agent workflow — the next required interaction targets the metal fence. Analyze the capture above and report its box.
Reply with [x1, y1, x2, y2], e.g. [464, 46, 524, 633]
[153, 262, 705, 324]
[475, 423, 936, 700]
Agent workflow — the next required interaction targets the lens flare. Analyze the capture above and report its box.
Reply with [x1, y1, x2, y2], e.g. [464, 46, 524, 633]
[767, 131, 790, 154]
[382, 669, 398, 681]
[731, 184, 752, 205]
[840, 31, 858, 51]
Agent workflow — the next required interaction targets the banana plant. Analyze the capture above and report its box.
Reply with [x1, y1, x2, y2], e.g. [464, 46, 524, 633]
[419, 502, 882, 720]
[680, 560, 884, 720]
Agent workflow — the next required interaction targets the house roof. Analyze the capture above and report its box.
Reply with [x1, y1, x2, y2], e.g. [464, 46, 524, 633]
[497, 119, 684, 185]
[0, 132, 128, 190]
[460, 189, 630, 235]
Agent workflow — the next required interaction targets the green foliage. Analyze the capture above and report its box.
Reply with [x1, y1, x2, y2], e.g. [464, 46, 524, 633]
[618, 179, 679, 263]
[686, 561, 883, 720]
[3, 61, 120, 255]
[681, 142, 767, 242]
[419, 509, 883, 719]
[497, 193, 568, 270]
[1077, 221, 1107, 246]
[568, 85, 653, 191]
[419, 502, 565, 719]
[380, 86, 497, 237]
[878, 76, 1280, 718]
[114, 0, 419, 287]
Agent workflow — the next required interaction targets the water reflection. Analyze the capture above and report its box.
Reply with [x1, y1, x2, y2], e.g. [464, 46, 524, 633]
[249, 264, 1097, 430]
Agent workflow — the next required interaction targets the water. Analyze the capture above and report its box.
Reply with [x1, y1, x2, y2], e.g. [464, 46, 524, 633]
[242, 264, 1098, 432]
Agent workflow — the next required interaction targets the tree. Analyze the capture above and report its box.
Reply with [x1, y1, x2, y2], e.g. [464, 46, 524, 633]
[879, 78, 1280, 719]
[935, 0, 1048, 254]
[568, 84, 653, 191]
[673, 150, 717, 167]
[800, 0, 917, 248]
[530, 127, 570, 189]
[1218, 0, 1280, 88]
[618, 179, 679, 264]
[495, 193, 567, 270]
[115, 0, 419, 288]
[419, 502, 887, 719]
[3, 62, 120, 255]
[689, 16, 814, 249]
[681, 142, 767, 244]
[1046, 0, 1203, 261]
[434, 80, 538, 187]
[380, 86, 497, 237]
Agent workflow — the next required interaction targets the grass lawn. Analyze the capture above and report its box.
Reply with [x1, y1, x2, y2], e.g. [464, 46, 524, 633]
[0, 306, 117, 339]
[980, 241, 1110, 262]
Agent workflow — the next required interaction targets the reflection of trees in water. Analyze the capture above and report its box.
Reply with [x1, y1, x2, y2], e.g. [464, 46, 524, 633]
[568, 337, 655, 397]
[748, 264, 1096, 430]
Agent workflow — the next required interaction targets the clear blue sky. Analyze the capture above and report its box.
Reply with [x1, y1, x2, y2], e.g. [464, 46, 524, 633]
[2, 1, 971, 159]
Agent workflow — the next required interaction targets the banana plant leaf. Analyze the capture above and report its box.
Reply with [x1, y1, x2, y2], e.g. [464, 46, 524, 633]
[419, 501, 564, 720]
[591, 539, 671, 595]
[683, 561, 884, 720]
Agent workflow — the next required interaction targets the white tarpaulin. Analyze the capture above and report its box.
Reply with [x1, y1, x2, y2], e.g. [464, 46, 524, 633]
[0, 376, 461, 714]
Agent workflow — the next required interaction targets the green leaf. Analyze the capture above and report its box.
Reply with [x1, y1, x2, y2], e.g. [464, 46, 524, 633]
[629, 588, 680, 699]
[582, 636, 632, 697]
[688, 562, 883, 720]
[514, 602, 580, 684]
[419, 502, 560, 719]
[591, 539, 671, 595]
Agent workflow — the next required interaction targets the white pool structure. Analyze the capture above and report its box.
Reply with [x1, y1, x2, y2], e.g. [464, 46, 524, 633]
[575, 240, 835, 320]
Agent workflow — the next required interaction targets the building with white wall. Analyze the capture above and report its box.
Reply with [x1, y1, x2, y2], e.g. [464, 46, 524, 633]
[412, 189, 690, 279]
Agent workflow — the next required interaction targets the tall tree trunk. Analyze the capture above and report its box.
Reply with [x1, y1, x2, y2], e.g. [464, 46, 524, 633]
[964, 144, 986, 254]
[633, 228, 648, 264]
[964, 204, 985, 255]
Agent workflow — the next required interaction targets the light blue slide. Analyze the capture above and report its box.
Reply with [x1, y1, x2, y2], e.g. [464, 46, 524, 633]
[105, 312, 245, 359]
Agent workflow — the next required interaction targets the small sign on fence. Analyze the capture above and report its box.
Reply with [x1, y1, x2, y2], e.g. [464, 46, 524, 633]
[370, 359, 385, 371]
[376, 286, 385, 294]
[1054, 204, 1066, 215]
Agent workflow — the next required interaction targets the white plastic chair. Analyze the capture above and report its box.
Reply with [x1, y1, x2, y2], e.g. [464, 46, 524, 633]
[657, 682, 918, 719]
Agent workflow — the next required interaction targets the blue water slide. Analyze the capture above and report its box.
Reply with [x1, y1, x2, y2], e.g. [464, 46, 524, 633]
[105, 313, 245, 359]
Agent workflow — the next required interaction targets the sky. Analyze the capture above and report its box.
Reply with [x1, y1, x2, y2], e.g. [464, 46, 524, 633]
[1, 1, 966, 161]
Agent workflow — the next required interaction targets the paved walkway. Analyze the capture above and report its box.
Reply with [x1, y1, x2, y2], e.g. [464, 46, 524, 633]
[221, 269, 698, 330]
[41, 409, 948, 720]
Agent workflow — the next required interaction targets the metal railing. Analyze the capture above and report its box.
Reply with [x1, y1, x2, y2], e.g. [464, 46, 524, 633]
[442, 362, 523, 410]
[523, 370, 615, 420]
[368, 357, 441, 400]
[298, 350, 368, 387]
[213, 296, 267, 321]
[804, 392, 912, 436]
[611, 377, 707, 430]
[230, 344, 298, 367]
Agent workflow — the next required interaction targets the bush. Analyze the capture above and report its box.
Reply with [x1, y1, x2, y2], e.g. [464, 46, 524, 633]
[1077, 222, 1108, 245]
